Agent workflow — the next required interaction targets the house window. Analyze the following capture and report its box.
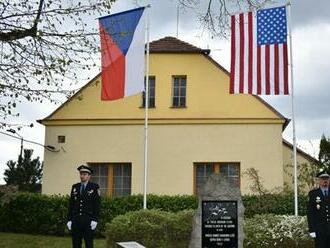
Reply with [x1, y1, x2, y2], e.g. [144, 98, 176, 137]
[220, 163, 240, 188]
[195, 163, 214, 194]
[194, 163, 240, 194]
[172, 76, 186, 107]
[58, 135, 65, 143]
[91, 164, 108, 196]
[113, 164, 132, 196]
[89, 163, 132, 197]
[142, 76, 155, 108]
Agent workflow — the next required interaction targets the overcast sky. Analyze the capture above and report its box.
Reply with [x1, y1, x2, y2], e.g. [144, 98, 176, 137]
[1, 0, 329, 183]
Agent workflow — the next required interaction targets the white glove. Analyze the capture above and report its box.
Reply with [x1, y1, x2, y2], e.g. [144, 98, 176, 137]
[309, 232, 316, 238]
[91, 221, 97, 230]
[67, 221, 72, 230]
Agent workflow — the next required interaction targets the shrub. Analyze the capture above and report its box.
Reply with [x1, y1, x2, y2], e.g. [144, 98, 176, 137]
[244, 214, 314, 247]
[105, 209, 194, 248]
[98, 194, 197, 236]
[0, 192, 68, 235]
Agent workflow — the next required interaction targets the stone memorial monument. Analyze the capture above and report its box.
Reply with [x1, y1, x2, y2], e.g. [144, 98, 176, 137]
[189, 173, 245, 248]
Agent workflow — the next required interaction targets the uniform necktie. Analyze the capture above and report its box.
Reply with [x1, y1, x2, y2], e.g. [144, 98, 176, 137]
[325, 190, 328, 197]
[80, 184, 85, 194]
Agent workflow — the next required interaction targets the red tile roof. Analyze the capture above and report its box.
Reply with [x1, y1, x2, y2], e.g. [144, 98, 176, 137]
[149, 36, 210, 54]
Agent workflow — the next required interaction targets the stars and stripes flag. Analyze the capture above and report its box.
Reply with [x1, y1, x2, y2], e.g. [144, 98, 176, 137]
[99, 7, 146, 101]
[230, 6, 289, 95]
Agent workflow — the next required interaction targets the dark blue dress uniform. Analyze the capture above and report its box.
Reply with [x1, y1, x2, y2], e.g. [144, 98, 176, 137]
[67, 167, 101, 248]
[307, 186, 330, 248]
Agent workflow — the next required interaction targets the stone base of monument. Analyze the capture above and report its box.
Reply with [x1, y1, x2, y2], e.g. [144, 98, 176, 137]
[189, 173, 245, 248]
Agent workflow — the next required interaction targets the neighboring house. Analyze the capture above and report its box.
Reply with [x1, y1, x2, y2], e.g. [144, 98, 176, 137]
[38, 36, 317, 196]
[282, 139, 319, 191]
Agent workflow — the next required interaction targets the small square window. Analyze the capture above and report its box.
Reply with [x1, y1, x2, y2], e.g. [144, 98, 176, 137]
[58, 135, 65, 143]
[89, 163, 132, 197]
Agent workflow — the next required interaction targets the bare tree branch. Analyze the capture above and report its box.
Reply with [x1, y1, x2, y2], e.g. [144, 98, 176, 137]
[0, 0, 44, 41]
[179, 0, 271, 38]
[0, 0, 116, 126]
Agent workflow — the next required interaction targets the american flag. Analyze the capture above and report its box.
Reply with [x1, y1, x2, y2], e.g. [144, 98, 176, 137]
[230, 6, 289, 95]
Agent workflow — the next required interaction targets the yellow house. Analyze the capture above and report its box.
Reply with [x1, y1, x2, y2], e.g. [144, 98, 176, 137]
[38, 36, 316, 196]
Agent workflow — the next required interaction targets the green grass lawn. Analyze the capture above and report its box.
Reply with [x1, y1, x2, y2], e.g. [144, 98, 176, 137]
[0, 232, 106, 248]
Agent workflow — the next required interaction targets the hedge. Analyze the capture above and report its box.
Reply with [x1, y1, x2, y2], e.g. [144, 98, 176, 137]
[0, 192, 308, 236]
[105, 209, 194, 248]
[106, 211, 314, 248]
[0, 193, 197, 236]
[243, 193, 308, 216]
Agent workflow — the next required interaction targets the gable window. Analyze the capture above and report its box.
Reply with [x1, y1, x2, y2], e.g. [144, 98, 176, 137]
[194, 162, 240, 194]
[142, 76, 156, 108]
[89, 163, 132, 197]
[172, 76, 186, 108]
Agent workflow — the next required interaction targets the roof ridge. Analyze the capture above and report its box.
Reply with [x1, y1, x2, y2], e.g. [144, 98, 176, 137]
[151, 36, 201, 48]
[282, 139, 319, 164]
[149, 36, 210, 54]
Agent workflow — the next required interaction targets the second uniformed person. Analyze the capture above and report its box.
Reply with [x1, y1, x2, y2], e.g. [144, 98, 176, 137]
[307, 170, 330, 248]
[67, 165, 101, 248]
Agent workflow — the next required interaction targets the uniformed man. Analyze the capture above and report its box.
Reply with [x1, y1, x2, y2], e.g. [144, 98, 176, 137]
[307, 170, 330, 248]
[67, 165, 101, 248]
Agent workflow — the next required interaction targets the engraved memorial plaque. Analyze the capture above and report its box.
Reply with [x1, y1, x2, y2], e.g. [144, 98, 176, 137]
[202, 200, 238, 248]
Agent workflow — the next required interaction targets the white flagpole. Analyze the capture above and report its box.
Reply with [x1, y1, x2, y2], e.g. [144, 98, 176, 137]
[287, 1, 298, 216]
[176, 3, 179, 38]
[143, 5, 151, 210]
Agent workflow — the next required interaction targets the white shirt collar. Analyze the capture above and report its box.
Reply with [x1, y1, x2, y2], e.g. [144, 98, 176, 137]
[81, 181, 88, 186]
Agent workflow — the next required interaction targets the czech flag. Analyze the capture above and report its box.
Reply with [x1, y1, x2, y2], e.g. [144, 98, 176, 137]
[99, 7, 146, 101]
